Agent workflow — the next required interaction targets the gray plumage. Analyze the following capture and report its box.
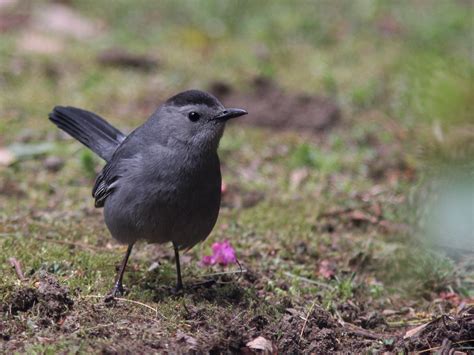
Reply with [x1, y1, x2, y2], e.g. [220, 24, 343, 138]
[49, 90, 247, 294]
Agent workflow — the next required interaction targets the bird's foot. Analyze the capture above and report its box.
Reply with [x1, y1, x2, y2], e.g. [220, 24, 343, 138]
[172, 284, 184, 295]
[104, 282, 125, 302]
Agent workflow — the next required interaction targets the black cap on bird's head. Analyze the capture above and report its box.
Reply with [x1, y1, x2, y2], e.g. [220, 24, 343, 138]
[157, 89, 248, 150]
[166, 90, 222, 109]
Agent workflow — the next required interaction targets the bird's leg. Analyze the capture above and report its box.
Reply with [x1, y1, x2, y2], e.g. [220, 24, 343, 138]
[173, 242, 183, 292]
[106, 243, 134, 300]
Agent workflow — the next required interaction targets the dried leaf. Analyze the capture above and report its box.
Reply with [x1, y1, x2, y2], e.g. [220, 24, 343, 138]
[246, 336, 275, 353]
[403, 322, 429, 339]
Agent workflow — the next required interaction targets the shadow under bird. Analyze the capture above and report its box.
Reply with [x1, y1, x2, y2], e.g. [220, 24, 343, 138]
[49, 90, 247, 297]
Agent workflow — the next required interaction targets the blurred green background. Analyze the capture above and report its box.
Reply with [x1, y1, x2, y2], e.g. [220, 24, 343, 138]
[1, 0, 472, 136]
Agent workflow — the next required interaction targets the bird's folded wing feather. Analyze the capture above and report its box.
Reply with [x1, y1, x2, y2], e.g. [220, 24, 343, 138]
[92, 162, 119, 207]
[91, 128, 141, 208]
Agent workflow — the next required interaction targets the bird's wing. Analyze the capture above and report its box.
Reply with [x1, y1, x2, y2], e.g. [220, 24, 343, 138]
[91, 128, 141, 208]
[92, 162, 118, 207]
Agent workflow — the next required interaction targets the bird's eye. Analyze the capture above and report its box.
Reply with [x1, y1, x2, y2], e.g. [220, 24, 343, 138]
[188, 111, 200, 122]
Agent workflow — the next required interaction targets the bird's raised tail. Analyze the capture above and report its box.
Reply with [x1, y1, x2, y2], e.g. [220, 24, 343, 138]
[49, 106, 126, 161]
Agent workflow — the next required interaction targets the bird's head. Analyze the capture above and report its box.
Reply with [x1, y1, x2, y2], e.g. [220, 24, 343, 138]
[154, 90, 247, 151]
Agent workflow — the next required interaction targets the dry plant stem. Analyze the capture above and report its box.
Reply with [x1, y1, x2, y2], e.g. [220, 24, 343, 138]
[84, 295, 166, 319]
[299, 299, 318, 340]
[414, 339, 474, 354]
[8, 257, 25, 280]
[203, 269, 248, 278]
[343, 322, 384, 340]
[113, 297, 163, 319]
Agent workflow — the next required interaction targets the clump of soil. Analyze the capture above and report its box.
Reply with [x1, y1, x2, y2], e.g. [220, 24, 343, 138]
[210, 77, 341, 133]
[277, 306, 341, 353]
[191, 282, 247, 306]
[2, 272, 73, 324]
[2, 288, 37, 314]
[337, 302, 386, 329]
[395, 306, 474, 353]
[35, 272, 74, 321]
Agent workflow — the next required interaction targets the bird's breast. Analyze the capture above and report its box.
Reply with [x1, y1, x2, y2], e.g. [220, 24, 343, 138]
[104, 150, 222, 247]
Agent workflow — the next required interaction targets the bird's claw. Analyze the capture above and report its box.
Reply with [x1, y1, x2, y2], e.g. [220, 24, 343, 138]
[104, 282, 125, 302]
[173, 285, 183, 295]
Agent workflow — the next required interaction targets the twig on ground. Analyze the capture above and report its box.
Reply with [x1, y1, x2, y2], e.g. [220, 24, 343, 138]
[342, 322, 384, 340]
[114, 297, 165, 319]
[84, 295, 166, 319]
[8, 257, 26, 280]
[200, 262, 247, 285]
[202, 269, 248, 278]
[235, 258, 245, 281]
[299, 299, 318, 341]
[414, 339, 474, 354]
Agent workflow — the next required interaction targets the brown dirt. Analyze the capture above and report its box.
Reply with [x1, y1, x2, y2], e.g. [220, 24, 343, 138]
[395, 306, 474, 353]
[210, 77, 341, 133]
[2, 272, 73, 325]
[2, 288, 37, 314]
[1, 271, 473, 353]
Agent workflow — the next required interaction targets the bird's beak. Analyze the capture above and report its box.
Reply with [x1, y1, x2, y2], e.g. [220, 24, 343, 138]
[213, 108, 248, 121]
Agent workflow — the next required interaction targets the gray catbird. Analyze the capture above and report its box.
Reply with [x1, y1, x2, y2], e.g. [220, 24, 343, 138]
[49, 90, 247, 297]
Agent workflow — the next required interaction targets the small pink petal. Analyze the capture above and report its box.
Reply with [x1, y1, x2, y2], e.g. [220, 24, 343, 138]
[201, 240, 237, 267]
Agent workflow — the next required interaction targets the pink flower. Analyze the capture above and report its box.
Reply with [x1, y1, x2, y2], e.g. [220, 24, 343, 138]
[201, 240, 237, 266]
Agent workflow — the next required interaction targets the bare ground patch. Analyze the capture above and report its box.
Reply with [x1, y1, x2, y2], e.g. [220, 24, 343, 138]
[2, 270, 473, 353]
[210, 77, 341, 133]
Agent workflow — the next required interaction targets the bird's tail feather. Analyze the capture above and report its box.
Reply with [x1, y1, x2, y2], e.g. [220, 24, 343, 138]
[49, 106, 126, 161]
